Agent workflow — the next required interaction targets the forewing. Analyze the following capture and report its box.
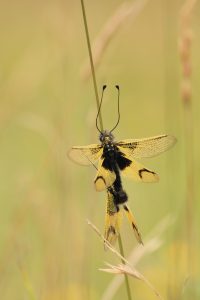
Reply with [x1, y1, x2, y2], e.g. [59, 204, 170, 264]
[117, 134, 176, 158]
[94, 158, 116, 191]
[117, 154, 159, 183]
[68, 144, 103, 166]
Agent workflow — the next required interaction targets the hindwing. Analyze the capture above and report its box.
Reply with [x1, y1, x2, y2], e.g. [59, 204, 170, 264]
[123, 204, 143, 244]
[116, 151, 159, 183]
[104, 190, 143, 248]
[104, 190, 121, 248]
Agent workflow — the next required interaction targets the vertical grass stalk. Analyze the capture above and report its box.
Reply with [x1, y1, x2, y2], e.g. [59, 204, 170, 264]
[80, 1, 132, 299]
[80, 0, 103, 131]
[118, 234, 133, 300]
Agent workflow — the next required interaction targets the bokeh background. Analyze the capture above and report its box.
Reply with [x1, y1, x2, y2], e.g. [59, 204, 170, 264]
[0, 1, 199, 299]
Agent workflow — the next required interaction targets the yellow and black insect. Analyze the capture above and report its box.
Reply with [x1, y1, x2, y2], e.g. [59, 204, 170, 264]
[69, 85, 176, 244]
[69, 85, 176, 192]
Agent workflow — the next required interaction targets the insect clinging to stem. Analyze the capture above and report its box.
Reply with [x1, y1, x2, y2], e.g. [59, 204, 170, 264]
[69, 85, 177, 194]
[68, 85, 176, 245]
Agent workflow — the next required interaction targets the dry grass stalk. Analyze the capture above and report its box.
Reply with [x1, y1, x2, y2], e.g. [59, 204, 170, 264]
[101, 215, 174, 300]
[87, 216, 133, 299]
[87, 219, 165, 300]
[100, 263, 164, 300]
[87, 219, 130, 266]
[81, 0, 149, 80]
[178, 0, 196, 276]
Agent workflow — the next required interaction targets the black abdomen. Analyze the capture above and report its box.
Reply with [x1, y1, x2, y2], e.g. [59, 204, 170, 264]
[102, 143, 128, 205]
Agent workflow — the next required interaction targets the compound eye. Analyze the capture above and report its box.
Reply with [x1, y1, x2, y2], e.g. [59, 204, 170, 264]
[99, 134, 103, 142]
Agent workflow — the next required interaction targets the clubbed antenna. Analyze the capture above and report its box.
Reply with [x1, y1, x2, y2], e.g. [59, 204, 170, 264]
[110, 85, 120, 133]
[96, 85, 106, 133]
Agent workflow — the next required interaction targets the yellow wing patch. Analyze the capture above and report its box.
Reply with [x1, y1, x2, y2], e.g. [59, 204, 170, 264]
[68, 144, 102, 166]
[118, 154, 159, 183]
[94, 158, 116, 191]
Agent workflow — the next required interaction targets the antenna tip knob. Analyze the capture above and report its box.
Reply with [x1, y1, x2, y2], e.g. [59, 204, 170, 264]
[115, 85, 119, 90]
[103, 85, 107, 90]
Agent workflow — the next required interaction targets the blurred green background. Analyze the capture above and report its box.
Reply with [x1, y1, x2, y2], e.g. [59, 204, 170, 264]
[0, 0, 199, 299]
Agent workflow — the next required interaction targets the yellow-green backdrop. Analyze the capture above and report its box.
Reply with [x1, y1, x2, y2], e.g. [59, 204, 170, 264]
[0, 1, 199, 299]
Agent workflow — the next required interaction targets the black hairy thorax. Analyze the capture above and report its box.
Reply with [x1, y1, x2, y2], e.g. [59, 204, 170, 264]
[100, 130, 128, 206]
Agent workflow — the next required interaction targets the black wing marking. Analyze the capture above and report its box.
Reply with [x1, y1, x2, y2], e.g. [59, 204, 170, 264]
[116, 152, 159, 183]
[94, 157, 116, 191]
